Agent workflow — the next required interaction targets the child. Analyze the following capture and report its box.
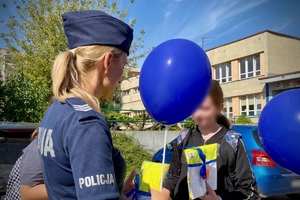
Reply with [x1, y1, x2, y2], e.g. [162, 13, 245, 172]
[161, 80, 259, 200]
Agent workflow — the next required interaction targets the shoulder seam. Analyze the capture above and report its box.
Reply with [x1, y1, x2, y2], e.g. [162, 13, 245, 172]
[63, 119, 111, 154]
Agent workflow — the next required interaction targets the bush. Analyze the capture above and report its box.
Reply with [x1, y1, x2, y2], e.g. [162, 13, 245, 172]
[112, 131, 152, 177]
[235, 115, 253, 124]
[182, 119, 195, 129]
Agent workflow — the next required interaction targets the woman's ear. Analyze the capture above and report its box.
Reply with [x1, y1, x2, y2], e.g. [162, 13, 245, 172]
[103, 52, 114, 74]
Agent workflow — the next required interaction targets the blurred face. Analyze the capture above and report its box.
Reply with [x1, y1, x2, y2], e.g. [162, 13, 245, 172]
[191, 96, 223, 129]
[101, 51, 127, 99]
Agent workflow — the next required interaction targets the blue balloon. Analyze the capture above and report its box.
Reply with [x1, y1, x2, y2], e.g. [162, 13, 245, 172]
[139, 39, 212, 125]
[258, 89, 300, 175]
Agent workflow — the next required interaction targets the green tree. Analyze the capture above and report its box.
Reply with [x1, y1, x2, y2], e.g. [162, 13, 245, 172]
[235, 115, 253, 124]
[1, 71, 48, 122]
[1, 0, 148, 122]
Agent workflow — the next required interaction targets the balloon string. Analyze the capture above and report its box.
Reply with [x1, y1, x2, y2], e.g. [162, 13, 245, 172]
[160, 125, 169, 190]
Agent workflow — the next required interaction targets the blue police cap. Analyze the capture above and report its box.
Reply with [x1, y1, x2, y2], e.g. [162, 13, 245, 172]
[62, 10, 133, 55]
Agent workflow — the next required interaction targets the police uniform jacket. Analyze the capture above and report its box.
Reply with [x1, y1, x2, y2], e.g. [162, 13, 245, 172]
[38, 98, 126, 199]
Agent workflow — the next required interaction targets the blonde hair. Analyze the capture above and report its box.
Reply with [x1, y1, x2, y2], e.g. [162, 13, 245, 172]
[52, 45, 123, 112]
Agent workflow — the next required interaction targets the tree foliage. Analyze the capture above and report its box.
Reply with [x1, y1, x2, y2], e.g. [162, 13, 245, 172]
[102, 110, 182, 131]
[1, 71, 48, 122]
[103, 110, 154, 131]
[1, 0, 148, 122]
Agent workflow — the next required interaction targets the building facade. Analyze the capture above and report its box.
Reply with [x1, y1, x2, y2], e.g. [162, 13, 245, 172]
[121, 30, 300, 121]
[0, 48, 12, 83]
[120, 68, 144, 116]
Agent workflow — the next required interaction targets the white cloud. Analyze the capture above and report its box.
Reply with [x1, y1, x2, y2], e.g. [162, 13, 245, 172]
[173, 0, 269, 39]
[150, 0, 269, 44]
[215, 17, 257, 38]
[276, 18, 293, 31]
[164, 11, 171, 18]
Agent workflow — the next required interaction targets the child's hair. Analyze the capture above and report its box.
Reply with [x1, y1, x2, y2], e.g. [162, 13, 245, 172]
[31, 128, 39, 141]
[31, 96, 55, 141]
[209, 80, 231, 129]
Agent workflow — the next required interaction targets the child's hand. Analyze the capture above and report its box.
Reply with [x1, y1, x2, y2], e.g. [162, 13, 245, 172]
[200, 181, 219, 200]
[149, 188, 170, 200]
[122, 170, 136, 200]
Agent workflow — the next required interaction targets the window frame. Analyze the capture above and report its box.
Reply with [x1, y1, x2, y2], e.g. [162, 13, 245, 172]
[239, 55, 261, 80]
[239, 94, 262, 116]
[223, 98, 233, 118]
[124, 89, 130, 96]
[133, 87, 139, 93]
[215, 62, 232, 84]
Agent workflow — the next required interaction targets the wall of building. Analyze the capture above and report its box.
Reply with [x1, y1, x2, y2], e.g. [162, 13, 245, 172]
[266, 32, 300, 75]
[221, 77, 265, 98]
[0, 49, 8, 82]
[122, 100, 145, 111]
[124, 131, 179, 152]
[206, 32, 265, 66]
[206, 33, 270, 122]
[121, 76, 140, 91]
[121, 75, 145, 114]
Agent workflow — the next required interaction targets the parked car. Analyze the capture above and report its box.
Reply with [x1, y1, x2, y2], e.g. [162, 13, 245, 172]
[152, 124, 300, 199]
[0, 122, 38, 197]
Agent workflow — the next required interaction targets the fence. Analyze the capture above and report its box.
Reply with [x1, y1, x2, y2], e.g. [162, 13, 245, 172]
[102, 108, 261, 130]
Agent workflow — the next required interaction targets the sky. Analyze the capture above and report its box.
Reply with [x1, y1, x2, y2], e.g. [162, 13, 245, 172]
[1, 0, 300, 67]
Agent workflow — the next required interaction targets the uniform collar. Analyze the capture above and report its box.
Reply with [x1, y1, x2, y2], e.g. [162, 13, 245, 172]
[65, 97, 87, 106]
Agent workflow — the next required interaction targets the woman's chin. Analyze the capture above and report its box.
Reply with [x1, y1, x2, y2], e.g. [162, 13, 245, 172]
[101, 92, 114, 100]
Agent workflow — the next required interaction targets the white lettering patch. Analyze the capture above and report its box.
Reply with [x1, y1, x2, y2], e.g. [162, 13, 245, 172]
[38, 127, 55, 157]
[79, 174, 115, 189]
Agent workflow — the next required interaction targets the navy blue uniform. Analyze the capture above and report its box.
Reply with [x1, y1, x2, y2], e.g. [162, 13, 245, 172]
[37, 98, 126, 199]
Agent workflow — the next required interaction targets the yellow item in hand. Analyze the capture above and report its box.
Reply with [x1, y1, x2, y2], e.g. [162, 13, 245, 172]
[139, 161, 170, 192]
[184, 143, 218, 199]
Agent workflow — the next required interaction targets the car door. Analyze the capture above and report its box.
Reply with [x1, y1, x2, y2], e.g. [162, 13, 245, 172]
[0, 127, 32, 195]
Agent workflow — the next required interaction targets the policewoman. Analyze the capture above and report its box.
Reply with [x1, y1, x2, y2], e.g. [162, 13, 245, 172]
[37, 10, 134, 199]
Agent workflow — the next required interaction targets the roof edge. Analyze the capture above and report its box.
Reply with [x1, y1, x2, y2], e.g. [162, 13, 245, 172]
[258, 71, 300, 80]
[205, 30, 300, 52]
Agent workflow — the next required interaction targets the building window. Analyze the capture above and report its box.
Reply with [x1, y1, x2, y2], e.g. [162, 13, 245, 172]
[123, 112, 131, 117]
[133, 87, 139, 93]
[135, 111, 144, 115]
[215, 62, 232, 84]
[239, 54, 260, 79]
[240, 94, 262, 116]
[223, 98, 233, 118]
[124, 90, 130, 96]
[4, 55, 11, 61]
